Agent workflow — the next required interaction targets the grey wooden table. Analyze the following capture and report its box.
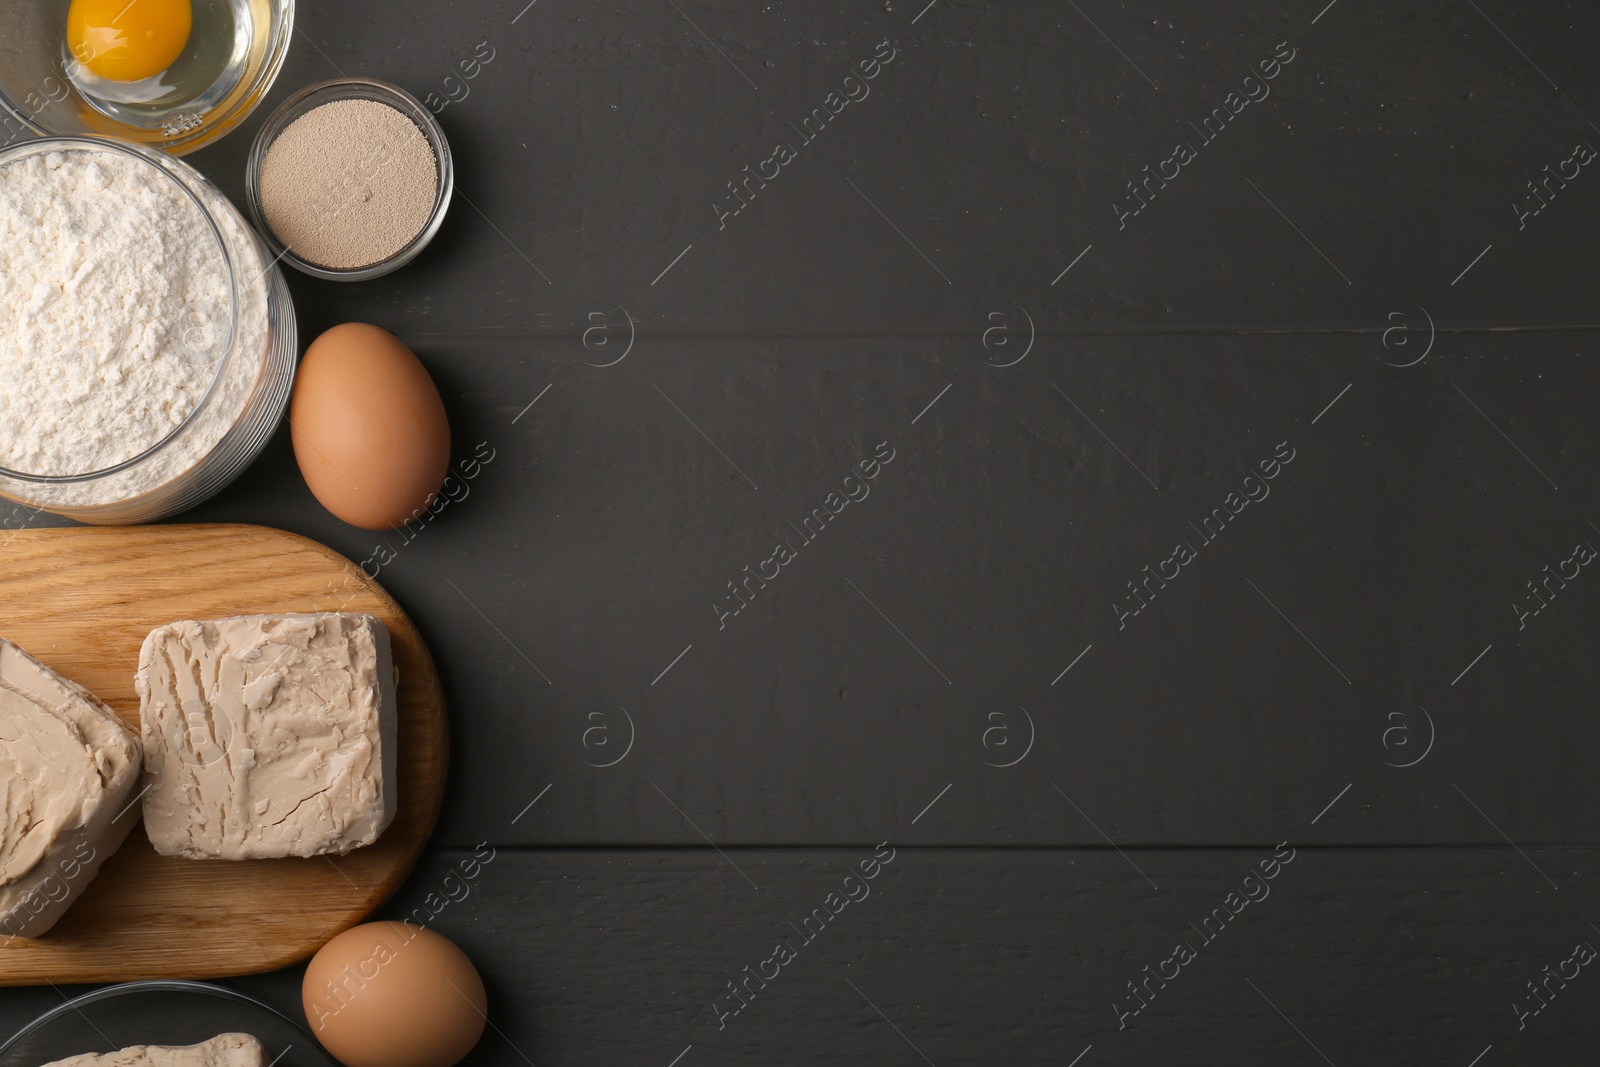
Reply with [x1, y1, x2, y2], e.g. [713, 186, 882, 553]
[7, 1, 1600, 1063]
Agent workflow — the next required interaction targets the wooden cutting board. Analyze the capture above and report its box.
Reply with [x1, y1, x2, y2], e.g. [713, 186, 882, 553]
[0, 524, 448, 985]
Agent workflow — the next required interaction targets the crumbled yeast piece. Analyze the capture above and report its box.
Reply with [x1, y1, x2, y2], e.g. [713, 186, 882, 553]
[138, 613, 398, 859]
[42, 1032, 267, 1067]
[0, 637, 141, 938]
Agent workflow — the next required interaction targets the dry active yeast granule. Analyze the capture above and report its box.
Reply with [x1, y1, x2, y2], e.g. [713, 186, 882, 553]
[258, 99, 438, 270]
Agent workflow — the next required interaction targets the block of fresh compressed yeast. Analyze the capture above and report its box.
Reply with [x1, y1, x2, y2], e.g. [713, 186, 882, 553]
[42, 1033, 266, 1067]
[0, 638, 142, 938]
[137, 613, 398, 859]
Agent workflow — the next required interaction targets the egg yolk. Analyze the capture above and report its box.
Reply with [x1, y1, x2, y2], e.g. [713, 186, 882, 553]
[67, 0, 192, 82]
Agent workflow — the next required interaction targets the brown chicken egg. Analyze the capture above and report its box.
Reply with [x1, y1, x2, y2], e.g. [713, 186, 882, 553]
[291, 324, 450, 530]
[303, 921, 488, 1067]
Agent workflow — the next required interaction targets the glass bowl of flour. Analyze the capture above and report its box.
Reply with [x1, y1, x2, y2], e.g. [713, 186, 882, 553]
[0, 136, 295, 524]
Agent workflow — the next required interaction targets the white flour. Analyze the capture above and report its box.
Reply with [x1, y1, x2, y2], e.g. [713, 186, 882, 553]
[0, 143, 281, 518]
[0, 150, 231, 476]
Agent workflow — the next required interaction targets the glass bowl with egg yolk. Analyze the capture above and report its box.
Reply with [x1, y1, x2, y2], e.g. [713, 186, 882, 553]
[0, 0, 292, 155]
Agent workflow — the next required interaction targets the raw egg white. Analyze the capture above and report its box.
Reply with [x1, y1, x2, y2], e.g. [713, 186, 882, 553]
[290, 324, 451, 531]
[66, 0, 192, 82]
[303, 922, 487, 1067]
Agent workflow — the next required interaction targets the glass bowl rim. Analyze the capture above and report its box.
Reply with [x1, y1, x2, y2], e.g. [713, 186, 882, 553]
[0, 979, 319, 1058]
[244, 76, 454, 282]
[0, 134, 249, 485]
[0, 0, 296, 157]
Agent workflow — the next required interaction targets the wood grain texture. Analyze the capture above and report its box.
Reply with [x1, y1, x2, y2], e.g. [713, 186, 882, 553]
[7, 846, 1575, 1067]
[2, 0, 1598, 1056]
[0, 525, 448, 985]
[183, 0, 1600, 333]
[141, 332, 1600, 848]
